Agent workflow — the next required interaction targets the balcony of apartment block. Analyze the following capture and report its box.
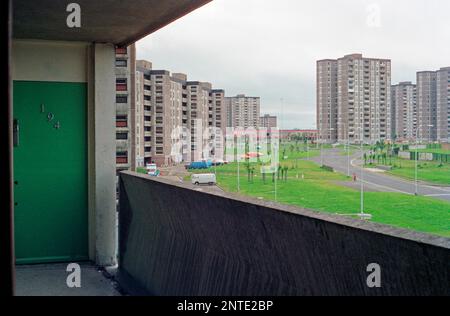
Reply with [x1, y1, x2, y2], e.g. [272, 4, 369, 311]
[116, 139, 130, 152]
[115, 66, 130, 77]
[116, 102, 129, 116]
[115, 47, 129, 58]
[116, 159, 130, 169]
[116, 83, 129, 94]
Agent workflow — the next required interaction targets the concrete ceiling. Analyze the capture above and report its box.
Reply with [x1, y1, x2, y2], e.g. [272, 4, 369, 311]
[13, 0, 212, 46]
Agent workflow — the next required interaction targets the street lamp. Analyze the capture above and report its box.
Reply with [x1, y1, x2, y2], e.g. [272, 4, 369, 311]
[414, 124, 433, 196]
[357, 126, 371, 220]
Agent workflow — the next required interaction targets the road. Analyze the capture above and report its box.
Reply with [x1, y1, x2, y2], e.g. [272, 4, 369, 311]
[311, 148, 450, 203]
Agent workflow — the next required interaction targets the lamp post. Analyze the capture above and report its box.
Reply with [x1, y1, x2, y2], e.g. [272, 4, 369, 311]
[353, 125, 372, 220]
[414, 124, 433, 196]
[347, 137, 351, 177]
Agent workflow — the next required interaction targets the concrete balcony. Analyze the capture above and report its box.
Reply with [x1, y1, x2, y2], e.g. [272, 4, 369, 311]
[116, 103, 129, 115]
[115, 67, 129, 77]
[116, 172, 450, 296]
[116, 139, 129, 151]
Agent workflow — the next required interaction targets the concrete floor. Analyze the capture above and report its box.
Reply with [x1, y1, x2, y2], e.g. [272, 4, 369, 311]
[15, 262, 122, 296]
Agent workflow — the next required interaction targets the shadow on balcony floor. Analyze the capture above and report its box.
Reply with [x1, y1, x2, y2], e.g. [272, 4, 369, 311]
[16, 262, 122, 296]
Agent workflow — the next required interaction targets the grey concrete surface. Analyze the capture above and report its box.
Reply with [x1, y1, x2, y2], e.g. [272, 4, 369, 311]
[16, 263, 121, 296]
[313, 148, 450, 202]
[118, 171, 450, 296]
[13, 0, 211, 45]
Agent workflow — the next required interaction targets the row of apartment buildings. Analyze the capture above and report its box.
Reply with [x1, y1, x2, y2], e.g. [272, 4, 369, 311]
[114, 48, 266, 171]
[317, 53, 450, 144]
[392, 69, 450, 142]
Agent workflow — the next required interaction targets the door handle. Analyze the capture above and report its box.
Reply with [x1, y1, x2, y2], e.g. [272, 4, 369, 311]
[13, 119, 19, 147]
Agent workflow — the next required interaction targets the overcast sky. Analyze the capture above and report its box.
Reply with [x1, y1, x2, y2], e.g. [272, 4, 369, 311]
[136, 0, 450, 129]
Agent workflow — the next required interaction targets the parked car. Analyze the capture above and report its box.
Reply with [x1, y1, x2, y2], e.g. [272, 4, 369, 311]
[146, 163, 159, 176]
[191, 173, 216, 186]
[212, 159, 224, 166]
[188, 161, 209, 169]
[202, 159, 213, 167]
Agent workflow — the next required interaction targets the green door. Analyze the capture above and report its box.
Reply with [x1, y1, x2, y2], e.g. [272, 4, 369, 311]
[13, 81, 88, 264]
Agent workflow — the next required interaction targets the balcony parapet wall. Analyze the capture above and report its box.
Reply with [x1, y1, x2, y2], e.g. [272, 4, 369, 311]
[118, 171, 450, 296]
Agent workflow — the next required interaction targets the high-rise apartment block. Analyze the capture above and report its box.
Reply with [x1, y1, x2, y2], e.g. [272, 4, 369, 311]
[316, 59, 338, 143]
[413, 67, 450, 143]
[317, 54, 391, 144]
[436, 67, 450, 142]
[391, 82, 416, 141]
[134, 60, 227, 166]
[260, 114, 278, 128]
[417, 71, 438, 142]
[115, 45, 136, 174]
[225, 94, 260, 128]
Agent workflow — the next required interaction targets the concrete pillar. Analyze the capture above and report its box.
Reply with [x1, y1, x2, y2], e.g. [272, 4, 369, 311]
[88, 43, 117, 266]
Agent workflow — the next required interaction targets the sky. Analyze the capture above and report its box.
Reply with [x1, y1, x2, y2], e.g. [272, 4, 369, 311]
[136, 0, 450, 129]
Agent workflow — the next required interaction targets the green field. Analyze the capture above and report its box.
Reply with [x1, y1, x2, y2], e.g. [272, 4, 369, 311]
[189, 150, 450, 237]
[414, 148, 450, 155]
[382, 159, 450, 186]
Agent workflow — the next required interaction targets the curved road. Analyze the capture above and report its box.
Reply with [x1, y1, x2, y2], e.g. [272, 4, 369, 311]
[311, 148, 450, 203]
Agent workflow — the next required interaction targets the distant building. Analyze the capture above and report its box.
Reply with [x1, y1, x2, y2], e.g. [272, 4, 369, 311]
[280, 129, 318, 141]
[135, 60, 226, 166]
[317, 54, 392, 144]
[260, 114, 278, 128]
[391, 82, 416, 142]
[225, 94, 260, 128]
[417, 71, 438, 142]
[115, 45, 136, 173]
[415, 67, 450, 143]
[436, 67, 450, 142]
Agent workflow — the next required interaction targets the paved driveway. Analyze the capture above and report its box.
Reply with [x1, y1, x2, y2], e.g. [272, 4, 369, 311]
[312, 148, 450, 203]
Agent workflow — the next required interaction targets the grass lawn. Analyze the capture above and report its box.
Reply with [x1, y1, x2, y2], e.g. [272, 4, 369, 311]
[189, 156, 450, 238]
[414, 148, 450, 155]
[386, 159, 450, 186]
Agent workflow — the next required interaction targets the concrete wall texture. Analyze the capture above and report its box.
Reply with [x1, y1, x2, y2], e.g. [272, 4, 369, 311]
[118, 172, 450, 296]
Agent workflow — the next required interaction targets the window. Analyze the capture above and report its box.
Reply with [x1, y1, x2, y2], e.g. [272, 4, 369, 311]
[115, 47, 127, 54]
[115, 59, 127, 67]
[116, 78, 127, 91]
[116, 115, 127, 127]
[116, 151, 128, 164]
[116, 133, 128, 140]
[116, 96, 128, 103]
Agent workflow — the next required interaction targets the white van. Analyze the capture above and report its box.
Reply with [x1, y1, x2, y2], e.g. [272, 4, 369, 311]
[191, 173, 216, 186]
